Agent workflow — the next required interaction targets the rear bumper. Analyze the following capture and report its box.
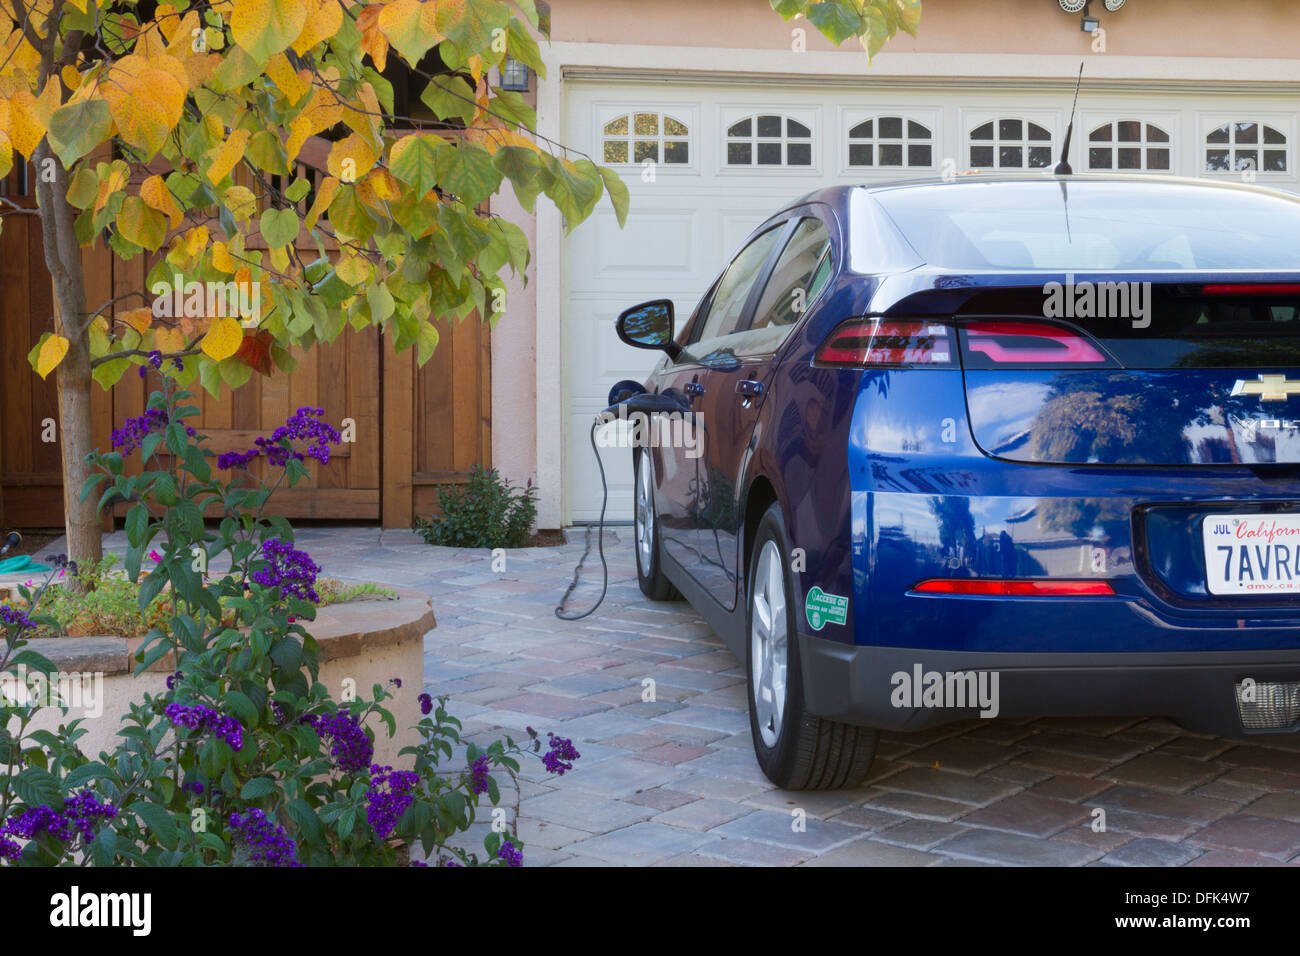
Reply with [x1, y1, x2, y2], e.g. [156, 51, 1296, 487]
[799, 633, 1300, 736]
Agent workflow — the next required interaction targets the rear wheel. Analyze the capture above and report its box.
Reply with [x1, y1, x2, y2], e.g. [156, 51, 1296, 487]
[746, 503, 878, 790]
[634, 449, 679, 601]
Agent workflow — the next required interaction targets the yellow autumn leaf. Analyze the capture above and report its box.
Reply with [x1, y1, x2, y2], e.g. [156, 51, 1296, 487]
[304, 175, 338, 229]
[285, 88, 344, 161]
[265, 52, 309, 106]
[183, 225, 208, 257]
[119, 307, 153, 335]
[335, 252, 370, 286]
[94, 161, 131, 216]
[7, 90, 46, 159]
[207, 128, 250, 185]
[201, 315, 243, 361]
[291, 0, 344, 54]
[140, 174, 183, 229]
[326, 133, 376, 183]
[212, 241, 237, 273]
[231, 0, 308, 61]
[101, 54, 187, 158]
[154, 325, 188, 353]
[60, 65, 81, 91]
[36, 334, 69, 379]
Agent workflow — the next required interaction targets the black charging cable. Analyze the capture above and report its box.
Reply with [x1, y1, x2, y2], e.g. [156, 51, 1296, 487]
[555, 420, 609, 620]
[554, 391, 688, 621]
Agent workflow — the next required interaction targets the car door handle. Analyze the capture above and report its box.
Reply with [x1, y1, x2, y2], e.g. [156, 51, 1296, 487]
[735, 379, 765, 397]
[685, 381, 706, 396]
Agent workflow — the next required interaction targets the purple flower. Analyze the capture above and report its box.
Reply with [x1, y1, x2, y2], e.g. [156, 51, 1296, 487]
[217, 448, 260, 470]
[468, 754, 491, 795]
[497, 839, 523, 867]
[183, 781, 204, 796]
[228, 808, 300, 867]
[166, 670, 182, 690]
[148, 350, 163, 370]
[365, 764, 420, 840]
[391, 677, 402, 689]
[0, 605, 33, 632]
[302, 710, 372, 773]
[0, 835, 20, 860]
[250, 537, 321, 602]
[164, 703, 244, 751]
[541, 733, 580, 776]
[411, 860, 429, 867]
[172, 356, 184, 371]
[2, 805, 71, 841]
[111, 408, 169, 454]
[0, 791, 116, 846]
[418, 693, 432, 716]
[62, 791, 118, 842]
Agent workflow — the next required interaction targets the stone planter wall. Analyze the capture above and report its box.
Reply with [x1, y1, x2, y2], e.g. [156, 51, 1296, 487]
[8, 589, 434, 769]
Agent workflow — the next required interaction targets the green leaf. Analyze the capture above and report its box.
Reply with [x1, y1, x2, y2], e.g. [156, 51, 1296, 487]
[285, 798, 324, 842]
[133, 801, 179, 850]
[598, 166, 630, 228]
[125, 503, 149, 548]
[240, 777, 277, 799]
[260, 207, 300, 248]
[48, 99, 113, 166]
[434, 144, 502, 209]
[388, 134, 442, 196]
[416, 321, 439, 365]
[12, 767, 62, 808]
[223, 690, 259, 726]
[493, 145, 542, 212]
[805, 0, 865, 46]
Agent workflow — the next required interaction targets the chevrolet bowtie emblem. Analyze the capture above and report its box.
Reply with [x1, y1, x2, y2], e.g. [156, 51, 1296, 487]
[1231, 374, 1300, 402]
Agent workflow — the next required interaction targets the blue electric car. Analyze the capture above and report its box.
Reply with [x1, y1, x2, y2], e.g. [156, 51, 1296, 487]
[614, 174, 1300, 789]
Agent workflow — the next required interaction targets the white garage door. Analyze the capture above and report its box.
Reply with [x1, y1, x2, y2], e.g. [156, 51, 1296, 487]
[562, 78, 1300, 522]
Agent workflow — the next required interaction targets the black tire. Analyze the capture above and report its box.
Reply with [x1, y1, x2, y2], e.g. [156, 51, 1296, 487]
[634, 449, 680, 601]
[746, 502, 878, 790]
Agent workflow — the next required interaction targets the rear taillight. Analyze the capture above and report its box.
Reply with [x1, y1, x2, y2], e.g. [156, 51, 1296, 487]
[912, 578, 1116, 596]
[961, 320, 1110, 367]
[814, 319, 952, 367]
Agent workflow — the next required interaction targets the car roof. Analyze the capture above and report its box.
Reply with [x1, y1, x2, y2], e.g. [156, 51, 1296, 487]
[787, 172, 1300, 216]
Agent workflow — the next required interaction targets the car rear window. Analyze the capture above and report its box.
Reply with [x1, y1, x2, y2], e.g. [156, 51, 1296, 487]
[873, 180, 1300, 272]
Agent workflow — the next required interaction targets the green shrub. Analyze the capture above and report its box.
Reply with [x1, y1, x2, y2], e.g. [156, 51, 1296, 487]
[412, 465, 537, 549]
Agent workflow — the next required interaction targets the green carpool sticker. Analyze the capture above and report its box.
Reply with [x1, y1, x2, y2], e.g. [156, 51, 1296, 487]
[804, 586, 848, 631]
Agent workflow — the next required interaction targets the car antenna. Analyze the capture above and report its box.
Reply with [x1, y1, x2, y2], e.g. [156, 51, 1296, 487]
[1054, 61, 1085, 175]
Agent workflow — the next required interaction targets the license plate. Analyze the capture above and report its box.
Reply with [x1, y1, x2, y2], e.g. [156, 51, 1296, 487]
[1203, 513, 1300, 595]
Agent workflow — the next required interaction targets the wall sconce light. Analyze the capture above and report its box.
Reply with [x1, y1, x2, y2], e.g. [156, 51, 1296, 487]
[501, 57, 530, 92]
[1081, 13, 1099, 31]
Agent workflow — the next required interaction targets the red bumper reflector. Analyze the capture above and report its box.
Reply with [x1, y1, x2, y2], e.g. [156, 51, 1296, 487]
[912, 578, 1116, 596]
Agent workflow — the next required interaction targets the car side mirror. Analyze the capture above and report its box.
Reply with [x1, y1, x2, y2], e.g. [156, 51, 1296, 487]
[616, 299, 679, 359]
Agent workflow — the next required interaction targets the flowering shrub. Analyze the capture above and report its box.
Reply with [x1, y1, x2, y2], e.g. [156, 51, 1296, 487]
[0, 371, 577, 866]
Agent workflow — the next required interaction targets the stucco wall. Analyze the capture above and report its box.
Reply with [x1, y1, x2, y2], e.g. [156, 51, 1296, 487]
[550, 0, 1296, 59]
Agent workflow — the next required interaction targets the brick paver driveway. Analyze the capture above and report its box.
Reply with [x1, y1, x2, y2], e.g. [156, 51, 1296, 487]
[56, 527, 1300, 866]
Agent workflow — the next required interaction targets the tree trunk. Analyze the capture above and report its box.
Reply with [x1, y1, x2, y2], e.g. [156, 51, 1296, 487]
[33, 139, 101, 569]
[56, 333, 101, 569]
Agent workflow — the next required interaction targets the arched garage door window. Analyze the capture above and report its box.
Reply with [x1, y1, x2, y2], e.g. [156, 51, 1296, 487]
[1087, 121, 1171, 171]
[1205, 121, 1287, 173]
[726, 114, 813, 167]
[602, 112, 690, 165]
[969, 119, 1053, 170]
[848, 116, 933, 168]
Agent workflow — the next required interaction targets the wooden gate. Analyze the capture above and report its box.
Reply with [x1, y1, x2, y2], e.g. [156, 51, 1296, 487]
[0, 159, 491, 531]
